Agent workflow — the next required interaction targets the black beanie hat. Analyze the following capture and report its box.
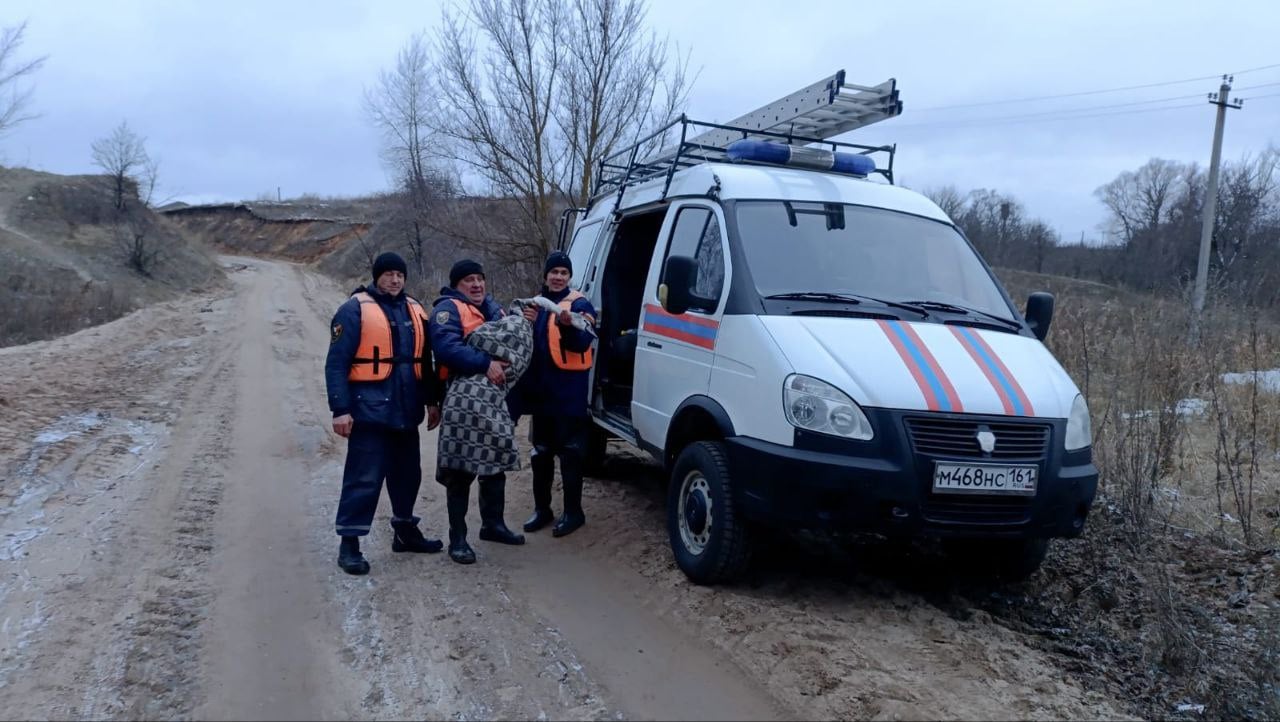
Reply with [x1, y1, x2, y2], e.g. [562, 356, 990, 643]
[543, 250, 572, 278]
[371, 251, 408, 281]
[450, 259, 485, 287]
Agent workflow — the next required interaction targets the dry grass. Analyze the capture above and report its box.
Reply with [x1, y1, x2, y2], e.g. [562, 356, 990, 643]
[0, 166, 224, 347]
[1, 270, 135, 345]
[997, 267, 1280, 720]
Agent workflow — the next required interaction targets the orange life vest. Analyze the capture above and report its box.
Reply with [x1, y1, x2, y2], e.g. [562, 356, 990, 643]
[547, 290, 595, 371]
[348, 292, 429, 382]
[436, 298, 487, 380]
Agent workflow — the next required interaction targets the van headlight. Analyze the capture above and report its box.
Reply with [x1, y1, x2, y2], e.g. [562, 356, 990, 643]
[1065, 394, 1091, 451]
[783, 374, 873, 440]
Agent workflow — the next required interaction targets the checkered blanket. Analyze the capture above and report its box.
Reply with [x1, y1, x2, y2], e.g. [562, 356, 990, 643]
[436, 301, 534, 476]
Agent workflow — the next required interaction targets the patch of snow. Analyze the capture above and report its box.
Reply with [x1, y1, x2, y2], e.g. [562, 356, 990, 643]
[13, 483, 52, 507]
[0, 527, 46, 561]
[32, 430, 68, 445]
[1123, 398, 1207, 420]
[32, 412, 104, 445]
[1222, 368, 1280, 394]
[13, 599, 47, 652]
[1176, 398, 1207, 416]
[1176, 702, 1206, 714]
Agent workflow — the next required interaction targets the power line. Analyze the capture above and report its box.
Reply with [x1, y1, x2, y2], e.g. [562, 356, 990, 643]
[912, 62, 1280, 112]
[893, 101, 1205, 130]
[1230, 62, 1280, 75]
[894, 83, 1271, 129]
[913, 75, 1220, 112]
[1236, 80, 1280, 92]
[944, 91, 1207, 122]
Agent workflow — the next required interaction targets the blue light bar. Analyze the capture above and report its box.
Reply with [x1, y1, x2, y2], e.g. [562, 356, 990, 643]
[726, 139, 876, 177]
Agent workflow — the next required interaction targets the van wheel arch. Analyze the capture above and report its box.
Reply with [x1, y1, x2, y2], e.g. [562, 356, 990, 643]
[663, 396, 735, 470]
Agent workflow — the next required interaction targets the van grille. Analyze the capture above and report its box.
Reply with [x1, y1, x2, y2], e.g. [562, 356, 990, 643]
[905, 417, 1050, 460]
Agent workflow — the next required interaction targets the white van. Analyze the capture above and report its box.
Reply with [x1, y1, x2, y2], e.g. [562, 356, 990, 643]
[561, 73, 1097, 584]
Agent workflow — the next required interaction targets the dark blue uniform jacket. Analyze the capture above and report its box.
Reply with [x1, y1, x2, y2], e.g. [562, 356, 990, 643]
[509, 286, 596, 419]
[325, 286, 439, 430]
[428, 287, 506, 379]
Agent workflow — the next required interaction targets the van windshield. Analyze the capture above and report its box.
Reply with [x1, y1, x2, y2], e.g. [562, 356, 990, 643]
[733, 201, 1013, 319]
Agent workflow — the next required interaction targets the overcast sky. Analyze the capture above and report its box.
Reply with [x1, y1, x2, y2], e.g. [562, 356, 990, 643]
[3, 0, 1277, 242]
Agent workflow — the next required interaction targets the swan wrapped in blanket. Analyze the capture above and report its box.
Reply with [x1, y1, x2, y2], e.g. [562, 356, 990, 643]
[436, 299, 540, 476]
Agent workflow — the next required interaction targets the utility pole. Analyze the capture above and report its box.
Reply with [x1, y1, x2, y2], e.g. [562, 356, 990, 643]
[1190, 75, 1243, 340]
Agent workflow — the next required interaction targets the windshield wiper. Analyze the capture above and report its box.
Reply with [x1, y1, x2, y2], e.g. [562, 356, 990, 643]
[767, 291, 930, 318]
[766, 292, 863, 304]
[902, 300, 1022, 329]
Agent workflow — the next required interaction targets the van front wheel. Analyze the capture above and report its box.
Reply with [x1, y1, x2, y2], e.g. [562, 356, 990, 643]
[667, 441, 751, 584]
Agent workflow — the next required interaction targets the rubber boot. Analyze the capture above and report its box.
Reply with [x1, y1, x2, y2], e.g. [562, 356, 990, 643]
[391, 520, 443, 553]
[523, 454, 555, 533]
[552, 463, 586, 538]
[478, 476, 525, 545]
[337, 535, 370, 575]
[446, 482, 476, 564]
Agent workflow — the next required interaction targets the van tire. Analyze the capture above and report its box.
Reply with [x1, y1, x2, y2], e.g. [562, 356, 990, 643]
[667, 441, 751, 584]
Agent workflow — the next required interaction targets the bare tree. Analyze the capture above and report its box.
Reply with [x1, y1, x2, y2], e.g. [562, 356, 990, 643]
[1212, 148, 1278, 275]
[432, 0, 566, 261]
[91, 121, 163, 273]
[0, 20, 47, 137]
[365, 33, 450, 278]
[428, 0, 690, 259]
[139, 155, 161, 206]
[113, 208, 161, 276]
[954, 189, 1024, 265]
[557, 0, 691, 205]
[351, 225, 377, 271]
[922, 185, 966, 220]
[1095, 158, 1184, 245]
[91, 121, 151, 210]
[1024, 220, 1057, 274]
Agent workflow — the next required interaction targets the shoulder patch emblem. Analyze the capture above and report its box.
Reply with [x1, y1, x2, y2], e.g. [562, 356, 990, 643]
[435, 310, 451, 325]
[331, 323, 343, 343]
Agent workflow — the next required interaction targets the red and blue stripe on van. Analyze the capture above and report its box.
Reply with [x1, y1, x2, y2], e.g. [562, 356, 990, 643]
[876, 320, 1035, 416]
[877, 320, 964, 412]
[643, 304, 719, 349]
[948, 326, 1035, 416]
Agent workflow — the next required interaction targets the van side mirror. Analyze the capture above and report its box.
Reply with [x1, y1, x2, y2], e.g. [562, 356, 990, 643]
[661, 255, 712, 315]
[1025, 292, 1054, 341]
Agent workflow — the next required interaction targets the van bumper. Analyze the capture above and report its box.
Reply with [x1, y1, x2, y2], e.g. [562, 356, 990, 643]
[723, 419, 1097, 540]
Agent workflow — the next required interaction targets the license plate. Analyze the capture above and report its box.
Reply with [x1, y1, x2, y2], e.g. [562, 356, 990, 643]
[932, 462, 1038, 495]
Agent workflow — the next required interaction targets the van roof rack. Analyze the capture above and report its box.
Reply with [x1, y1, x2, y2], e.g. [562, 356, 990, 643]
[591, 70, 902, 204]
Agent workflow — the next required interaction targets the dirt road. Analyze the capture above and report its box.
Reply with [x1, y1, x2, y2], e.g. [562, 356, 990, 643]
[0, 257, 1131, 720]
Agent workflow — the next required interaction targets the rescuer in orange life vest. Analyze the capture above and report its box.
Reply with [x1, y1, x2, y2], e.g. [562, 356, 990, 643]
[429, 259, 526, 564]
[325, 251, 445, 575]
[509, 251, 598, 538]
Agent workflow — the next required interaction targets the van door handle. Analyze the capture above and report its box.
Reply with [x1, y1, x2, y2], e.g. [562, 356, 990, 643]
[646, 341, 663, 349]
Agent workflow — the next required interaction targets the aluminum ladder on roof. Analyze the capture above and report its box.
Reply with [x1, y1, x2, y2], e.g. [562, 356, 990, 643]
[583, 69, 903, 223]
[687, 70, 900, 147]
[639, 70, 902, 167]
